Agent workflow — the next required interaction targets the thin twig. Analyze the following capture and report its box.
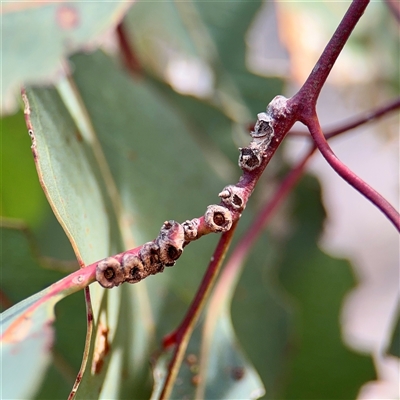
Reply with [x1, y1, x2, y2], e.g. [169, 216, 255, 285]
[68, 287, 95, 400]
[307, 115, 400, 231]
[160, 224, 237, 400]
[325, 97, 400, 139]
[289, 97, 400, 139]
[291, 0, 370, 111]
[220, 96, 400, 297]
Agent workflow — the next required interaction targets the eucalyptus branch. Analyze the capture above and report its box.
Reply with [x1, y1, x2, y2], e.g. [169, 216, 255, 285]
[325, 97, 400, 140]
[292, 0, 369, 110]
[67, 94, 294, 291]
[225, 95, 400, 285]
[10, 2, 398, 399]
[283, 0, 399, 232]
[159, 224, 237, 400]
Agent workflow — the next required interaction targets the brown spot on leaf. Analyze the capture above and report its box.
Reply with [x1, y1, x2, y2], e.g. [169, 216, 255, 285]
[91, 323, 110, 374]
[186, 353, 198, 366]
[56, 5, 79, 30]
[126, 150, 137, 161]
[231, 366, 245, 381]
[75, 130, 83, 142]
[87, 311, 93, 323]
[191, 374, 201, 386]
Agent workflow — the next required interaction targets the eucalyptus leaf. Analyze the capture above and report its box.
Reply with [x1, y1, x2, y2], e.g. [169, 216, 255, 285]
[278, 175, 375, 399]
[0, 224, 89, 399]
[2, 2, 131, 114]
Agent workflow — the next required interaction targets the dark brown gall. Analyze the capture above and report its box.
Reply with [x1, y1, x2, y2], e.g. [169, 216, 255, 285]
[122, 254, 145, 283]
[140, 242, 164, 275]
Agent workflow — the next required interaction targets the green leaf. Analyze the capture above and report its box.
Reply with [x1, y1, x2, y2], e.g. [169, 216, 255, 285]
[69, 50, 225, 296]
[231, 233, 293, 399]
[151, 314, 265, 400]
[0, 222, 93, 399]
[277, 175, 375, 399]
[125, 1, 282, 119]
[19, 84, 121, 400]
[0, 112, 48, 226]
[35, 290, 87, 399]
[1, 275, 93, 399]
[200, 313, 265, 399]
[146, 77, 240, 170]
[20, 49, 233, 398]
[68, 51, 228, 398]
[0, 222, 64, 399]
[25, 86, 117, 264]
[2, 2, 131, 114]
[1, 293, 59, 399]
[0, 222, 67, 308]
[387, 310, 400, 357]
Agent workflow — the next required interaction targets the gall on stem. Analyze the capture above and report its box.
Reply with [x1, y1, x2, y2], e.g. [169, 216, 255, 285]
[158, 3, 400, 396]
[164, 94, 400, 349]
[93, 209, 233, 288]
[92, 94, 294, 290]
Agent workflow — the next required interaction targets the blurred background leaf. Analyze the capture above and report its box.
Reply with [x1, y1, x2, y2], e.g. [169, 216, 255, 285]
[2, 2, 132, 114]
[0, 222, 85, 399]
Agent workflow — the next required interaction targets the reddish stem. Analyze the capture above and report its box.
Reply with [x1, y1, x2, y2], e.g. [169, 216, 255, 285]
[325, 97, 400, 139]
[289, 97, 400, 139]
[116, 22, 142, 75]
[163, 94, 400, 348]
[159, 3, 400, 394]
[291, 0, 369, 112]
[1, 265, 96, 341]
[160, 225, 237, 400]
[245, 95, 400, 241]
[162, 227, 237, 349]
[307, 115, 400, 231]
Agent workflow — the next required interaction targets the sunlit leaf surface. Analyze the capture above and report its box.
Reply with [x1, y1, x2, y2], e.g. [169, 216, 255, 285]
[0, 223, 89, 399]
[1, 293, 58, 399]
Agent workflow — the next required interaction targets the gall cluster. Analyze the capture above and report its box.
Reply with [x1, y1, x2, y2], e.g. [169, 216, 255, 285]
[96, 220, 185, 288]
[239, 111, 274, 172]
[95, 203, 235, 288]
[96, 104, 278, 289]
